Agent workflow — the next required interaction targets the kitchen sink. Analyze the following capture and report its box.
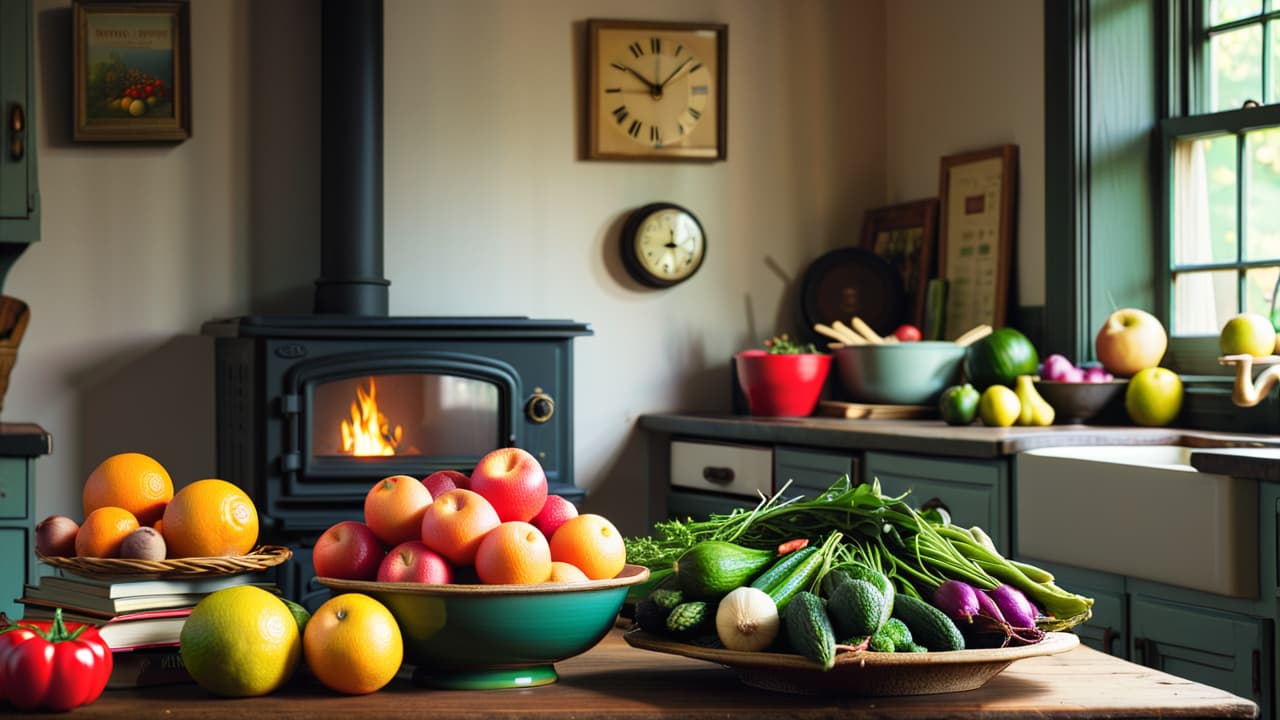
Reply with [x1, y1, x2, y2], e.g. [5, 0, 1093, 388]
[1016, 445, 1258, 598]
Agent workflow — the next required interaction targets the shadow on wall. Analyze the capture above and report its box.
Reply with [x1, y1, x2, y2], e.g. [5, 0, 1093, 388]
[73, 334, 216, 491]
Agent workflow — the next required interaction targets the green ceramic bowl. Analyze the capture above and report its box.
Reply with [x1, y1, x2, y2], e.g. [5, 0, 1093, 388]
[833, 341, 967, 405]
[317, 564, 649, 690]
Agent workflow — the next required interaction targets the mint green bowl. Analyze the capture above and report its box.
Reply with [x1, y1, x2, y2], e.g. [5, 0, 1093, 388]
[833, 341, 967, 405]
[318, 564, 649, 690]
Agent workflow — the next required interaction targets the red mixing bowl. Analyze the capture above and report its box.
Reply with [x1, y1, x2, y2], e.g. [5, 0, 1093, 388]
[734, 351, 832, 417]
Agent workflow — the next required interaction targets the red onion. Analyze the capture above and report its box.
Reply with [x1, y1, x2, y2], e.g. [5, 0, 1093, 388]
[932, 580, 982, 625]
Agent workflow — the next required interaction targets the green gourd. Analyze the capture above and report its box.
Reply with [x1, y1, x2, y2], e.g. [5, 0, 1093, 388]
[674, 541, 776, 601]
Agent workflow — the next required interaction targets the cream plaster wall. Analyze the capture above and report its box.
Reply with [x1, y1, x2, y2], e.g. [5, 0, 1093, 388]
[10, 0, 1040, 537]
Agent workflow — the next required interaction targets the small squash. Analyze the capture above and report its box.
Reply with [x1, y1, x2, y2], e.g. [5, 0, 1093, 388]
[715, 586, 780, 652]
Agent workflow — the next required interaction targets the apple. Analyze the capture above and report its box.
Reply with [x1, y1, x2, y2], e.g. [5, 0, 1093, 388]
[1095, 308, 1168, 377]
[530, 494, 578, 539]
[892, 324, 923, 342]
[376, 540, 454, 584]
[1125, 366, 1183, 427]
[1219, 312, 1277, 358]
[424, 469, 469, 497]
[469, 447, 548, 523]
[312, 520, 385, 581]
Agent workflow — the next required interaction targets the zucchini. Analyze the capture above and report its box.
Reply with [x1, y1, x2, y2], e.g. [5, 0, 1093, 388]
[675, 541, 776, 601]
[749, 546, 822, 610]
[783, 591, 836, 670]
[826, 578, 887, 640]
[891, 594, 965, 651]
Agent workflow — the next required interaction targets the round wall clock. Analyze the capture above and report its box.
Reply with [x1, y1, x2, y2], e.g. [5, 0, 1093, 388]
[621, 202, 707, 287]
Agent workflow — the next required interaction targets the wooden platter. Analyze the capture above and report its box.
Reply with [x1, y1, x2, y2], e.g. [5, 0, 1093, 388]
[623, 629, 1079, 696]
[817, 400, 936, 420]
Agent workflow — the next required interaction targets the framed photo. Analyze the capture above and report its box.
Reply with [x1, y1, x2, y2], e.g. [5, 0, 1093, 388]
[73, 1, 191, 142]
[860, 198, 939, 329]
[586, 19, 727, 161]
[937, 145, 1018, 338]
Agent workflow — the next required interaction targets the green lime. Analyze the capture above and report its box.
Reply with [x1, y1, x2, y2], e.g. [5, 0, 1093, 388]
[281, 597, 311, 632]
[938, 384, 980, 425]
[978, 385, 1021, 427]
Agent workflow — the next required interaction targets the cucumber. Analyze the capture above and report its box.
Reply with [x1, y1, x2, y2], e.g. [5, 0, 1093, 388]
[891, 594, 966, 651]
[822, 563, 894, 627]
[650, 588, 684, 612]
[633, 598, 668, 634]
[665, 600, 713, 638]
[827, 578, 887, 640]
[749, 546, 821, 610]
[783, 591, 836, 670]
[675, 541, 776, 601]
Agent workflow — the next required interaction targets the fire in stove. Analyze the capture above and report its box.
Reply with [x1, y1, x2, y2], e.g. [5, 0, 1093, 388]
[340, 378, 402, 456]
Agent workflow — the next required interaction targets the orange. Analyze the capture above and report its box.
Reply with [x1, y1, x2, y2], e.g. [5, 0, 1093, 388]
[83, 452, 174, 527]
[180, 586, 301, 697]
[548, 513, 626, 580]
[474, 521, 552, 585]
[363, 474, 433, 547]
[162, 479, 259, 558]
[303, 592, 402, 695]
[74, 506, 140, 558]
[547, 560, 589, 583]
[420, 489, 501, 566]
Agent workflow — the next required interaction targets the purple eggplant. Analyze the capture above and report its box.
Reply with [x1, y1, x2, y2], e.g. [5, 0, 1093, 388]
[988, 584, 1038, 629]
[932, 580, 982, 625]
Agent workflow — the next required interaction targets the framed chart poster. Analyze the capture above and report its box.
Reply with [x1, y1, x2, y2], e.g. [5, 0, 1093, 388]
[937, 145, 1017, 338]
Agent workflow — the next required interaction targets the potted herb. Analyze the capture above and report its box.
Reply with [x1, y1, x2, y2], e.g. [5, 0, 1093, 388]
[734, 334, 832, 417]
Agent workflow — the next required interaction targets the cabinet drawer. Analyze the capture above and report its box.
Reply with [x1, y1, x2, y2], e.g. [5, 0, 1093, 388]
[671, 440, 773, 499]
[864, 451, 1008, 553]
[774, 446, 857, 497]
[0, 459, 28, 519]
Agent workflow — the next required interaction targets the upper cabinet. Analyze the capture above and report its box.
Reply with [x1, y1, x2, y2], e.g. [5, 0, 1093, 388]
[0, 0, 39, 287]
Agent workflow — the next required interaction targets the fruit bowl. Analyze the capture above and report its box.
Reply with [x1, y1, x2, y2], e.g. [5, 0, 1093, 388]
[1033, 380, 1128, 425]
[833, 342, 966, 405]
[734, 351, 832, 417]
[317, 564, 649, 690]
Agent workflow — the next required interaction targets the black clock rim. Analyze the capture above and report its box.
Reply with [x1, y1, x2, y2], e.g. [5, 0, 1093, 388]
[620, 202, 706, 288]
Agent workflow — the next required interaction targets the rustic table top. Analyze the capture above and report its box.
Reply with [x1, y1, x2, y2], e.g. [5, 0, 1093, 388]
[74, 628, 1257, 719]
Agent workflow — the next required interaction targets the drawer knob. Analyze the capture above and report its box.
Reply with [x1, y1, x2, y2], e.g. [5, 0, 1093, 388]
[702, 466, 734, 484]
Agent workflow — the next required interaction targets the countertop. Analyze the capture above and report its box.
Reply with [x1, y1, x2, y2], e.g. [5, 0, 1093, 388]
[639, 412, 1280, 460]
[74, 628, 1257, 719]
[0, 422, 49, 457]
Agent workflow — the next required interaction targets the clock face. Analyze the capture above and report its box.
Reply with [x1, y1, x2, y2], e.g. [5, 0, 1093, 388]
[588, 21, 725, 160]
[624, 204, 706, 286]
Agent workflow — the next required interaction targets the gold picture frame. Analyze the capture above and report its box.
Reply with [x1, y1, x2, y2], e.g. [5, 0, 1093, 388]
[586, 19, 727, 161]
[937, 145, 1018, 337]
[860, 199, 939, 329]
[73, 1, 191, 142]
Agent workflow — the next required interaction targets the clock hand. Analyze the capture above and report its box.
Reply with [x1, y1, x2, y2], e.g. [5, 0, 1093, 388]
[658, 58, 694, 89]
[612, 63, 659, 94]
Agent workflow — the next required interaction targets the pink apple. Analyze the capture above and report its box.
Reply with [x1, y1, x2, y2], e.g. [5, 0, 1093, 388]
[424, 469, 469, 497]
[531, 494, 578, 539]
[1095, 308, 1168, 377]
[376, 540, 454, 584]
[469, 447, 548, 523]
[312, 520, 385, 581]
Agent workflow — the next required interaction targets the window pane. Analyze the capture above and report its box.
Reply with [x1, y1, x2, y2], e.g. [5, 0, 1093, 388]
[1210, 25, 1263, 112]
[1245, 266, 1280, 322]
[1272, 20, 1280, 102]
[1211, 0, 1262, 26]
[1173, 135, 1238, 266]
[1172, 269, 1237, 335]
[1246, 127, 1280, 260]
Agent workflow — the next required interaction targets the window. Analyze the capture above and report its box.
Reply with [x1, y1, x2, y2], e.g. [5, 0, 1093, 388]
[1164, 0, 1280, 341]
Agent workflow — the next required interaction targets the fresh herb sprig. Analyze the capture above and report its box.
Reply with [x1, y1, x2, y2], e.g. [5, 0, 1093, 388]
[763, 333, 817, 355]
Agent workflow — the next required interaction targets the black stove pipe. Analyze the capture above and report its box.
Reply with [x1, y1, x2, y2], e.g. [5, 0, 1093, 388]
[315, 0, 389, 316]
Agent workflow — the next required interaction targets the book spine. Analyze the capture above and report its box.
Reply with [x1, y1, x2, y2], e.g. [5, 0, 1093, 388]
[107, 649, 192, 689]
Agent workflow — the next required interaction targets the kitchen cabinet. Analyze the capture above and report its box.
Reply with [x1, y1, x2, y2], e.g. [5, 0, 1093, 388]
[864, 451, 1010, 554]
[0, 0, 39, 254]
[0, 424, 51, 620]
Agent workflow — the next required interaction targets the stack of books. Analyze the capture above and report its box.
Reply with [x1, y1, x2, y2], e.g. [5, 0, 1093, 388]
[18, 571, 275, 688]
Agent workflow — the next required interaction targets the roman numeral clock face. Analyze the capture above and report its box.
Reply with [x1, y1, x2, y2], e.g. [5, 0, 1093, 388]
[588, 21, 726, 160]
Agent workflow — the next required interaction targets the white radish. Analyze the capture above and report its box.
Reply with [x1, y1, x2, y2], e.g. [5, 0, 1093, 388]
[715, 586, 780, 652]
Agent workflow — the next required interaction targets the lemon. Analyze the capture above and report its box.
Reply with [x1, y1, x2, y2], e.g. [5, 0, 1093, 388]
[179, 585, 301, 697]
[978, 385, 1021, 427]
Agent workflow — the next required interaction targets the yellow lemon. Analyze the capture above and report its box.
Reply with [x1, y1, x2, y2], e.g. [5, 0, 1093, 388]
[978, 385, 1021, 427]
[179, 585, 301, 697]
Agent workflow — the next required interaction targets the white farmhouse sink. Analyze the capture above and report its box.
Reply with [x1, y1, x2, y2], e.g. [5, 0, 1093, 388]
[1016, 445, 1257, 598]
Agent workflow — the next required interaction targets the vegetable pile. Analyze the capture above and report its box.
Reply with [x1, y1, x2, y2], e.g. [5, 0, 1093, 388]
[625, 476, 1093, 668]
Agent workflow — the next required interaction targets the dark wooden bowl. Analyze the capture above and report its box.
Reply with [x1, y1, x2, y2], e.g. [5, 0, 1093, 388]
[1034, 379, 1128, 425]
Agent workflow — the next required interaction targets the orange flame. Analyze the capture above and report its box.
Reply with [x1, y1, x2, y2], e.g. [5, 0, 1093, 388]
[340, 378, 403, 456]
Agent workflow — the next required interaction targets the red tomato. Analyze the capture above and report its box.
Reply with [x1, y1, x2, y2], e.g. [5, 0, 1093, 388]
[893, 324, 923, 342]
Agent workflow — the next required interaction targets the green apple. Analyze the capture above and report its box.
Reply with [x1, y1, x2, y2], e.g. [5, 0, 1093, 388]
[1218, 312, 1276, 358]
[1124, 367, 1183, 427]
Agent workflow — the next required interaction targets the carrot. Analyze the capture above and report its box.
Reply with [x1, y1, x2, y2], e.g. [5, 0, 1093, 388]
[776, 538, 809, 556]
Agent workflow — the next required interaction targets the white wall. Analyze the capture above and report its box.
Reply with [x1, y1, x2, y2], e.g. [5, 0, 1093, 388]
[11, 0, 1041, 537]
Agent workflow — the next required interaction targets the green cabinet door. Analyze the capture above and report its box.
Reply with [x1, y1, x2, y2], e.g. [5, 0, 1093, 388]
[1130, 593, 1272, 717]
[1025, 559, 1128, 657]
[864, 451, 1010, 554]
[774, 446, 857, 497]
[0, 525, 26, 619]
[0, 0, 40, 277]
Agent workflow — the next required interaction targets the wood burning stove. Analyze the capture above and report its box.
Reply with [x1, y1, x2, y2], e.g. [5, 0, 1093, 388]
[205, 0, 592, 607]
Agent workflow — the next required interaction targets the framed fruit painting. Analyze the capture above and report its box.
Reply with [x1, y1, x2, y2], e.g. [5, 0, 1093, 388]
[72, 0, 191, 142]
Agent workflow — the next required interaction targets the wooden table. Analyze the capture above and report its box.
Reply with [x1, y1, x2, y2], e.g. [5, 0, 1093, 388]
[71, 628, 1257, 718]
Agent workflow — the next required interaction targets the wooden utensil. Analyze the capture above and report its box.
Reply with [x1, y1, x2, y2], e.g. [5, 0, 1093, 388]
[850, 317, 884, 344]
[954, 324, 993, 347]
[831, 320, 866, 345]
[815, 323, 862, 345]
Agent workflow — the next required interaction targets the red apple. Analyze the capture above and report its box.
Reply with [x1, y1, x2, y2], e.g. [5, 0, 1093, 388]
[312, 520, 385, 580]
[892, 324, 923, 342]
[1095, 308, 1168, 377]
[469, 448, 548, 523]
[376, 540, 454, 584]
[423, 469, 469, 497]
[530, 494, 578, 539]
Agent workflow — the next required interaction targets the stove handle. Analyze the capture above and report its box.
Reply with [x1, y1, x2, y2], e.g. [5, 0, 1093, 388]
[526, 390, 555, 423]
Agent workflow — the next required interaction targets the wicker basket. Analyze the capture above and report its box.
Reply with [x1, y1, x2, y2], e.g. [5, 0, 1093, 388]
[36, 545, 292, 581]
[0, 296, 29, 415]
